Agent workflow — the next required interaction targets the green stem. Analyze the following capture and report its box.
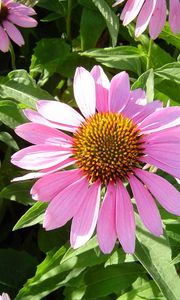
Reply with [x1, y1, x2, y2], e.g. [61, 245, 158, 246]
[9, 43, 16, 70]
[66, 0, 72, 43]
[146, 39, 153, 70]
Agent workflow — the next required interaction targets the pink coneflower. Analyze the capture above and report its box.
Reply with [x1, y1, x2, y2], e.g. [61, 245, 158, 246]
[11, 66, 180, 254]
[113, 0, 180, 39]
[0, 0, 37, 52]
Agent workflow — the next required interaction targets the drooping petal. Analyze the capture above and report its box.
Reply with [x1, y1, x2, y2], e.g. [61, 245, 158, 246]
[43, 176, 89, 230]
[109, 71, 130, 113]
[7, 13, 37, 28]
[116, 180, 136, 254]
[2, 21, 24, 46]
[97, 182, 117, 254]
[144, 143, 180, 168]
[8, 2, 36, 15]
[0, 25, 9, 52]
[70, 181, 101, 248]
[139, 107, 180, 134]
[129, 175, 163, 236]
[12, 157, 76, 181]
[91, 65, 109, 112]
[143, 127, 180, 144]
[133, 101, 163, 123]
[121, 0, 145, 25]
[135, 169, 180, 215]
[130, 88, 146, 105]
[31, 169, 82, 201]
[135, 0, 157, 37]
[141, 156, 180, 179]
[73, 67, 96, 118]
[11, 144, 71, 170]
[37, 100, 84, 128]
[15, 123, 72, 146]
[149, 0, 166, 39]
[23, 109, 76, 132]
[169, 0, 180, 34]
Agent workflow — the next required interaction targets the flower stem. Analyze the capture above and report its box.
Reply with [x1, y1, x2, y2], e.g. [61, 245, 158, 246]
[146, 39, 153, 70]
[66, 0, 72, 43]
[9, 43, 16, 70]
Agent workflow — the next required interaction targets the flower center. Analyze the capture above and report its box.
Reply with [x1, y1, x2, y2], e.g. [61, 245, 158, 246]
[73, 112, 144, 184]
[0, 4, 9, 23]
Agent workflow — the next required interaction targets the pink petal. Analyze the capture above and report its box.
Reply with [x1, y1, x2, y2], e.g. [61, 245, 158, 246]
[113, 0, 125, 7]
[70, 181, 101, 248]
[7, 13, 37, 28]
[0, 25, 9, 52]
[11, 145, 71, 170]
[91, 65, 110, 112]
[12, 157, 76, 182]
[15, 123, 72, 146]
[139, 107, 180, 134]
[169, 0, 180, 34]
[109, 71, 130, 113]
[130, 88, 146, 105]
[135, 0, 157, 37]
[129, 175, 163, 236]
[133, 101, 163, 124]
[144, 143, 180, 168]
[149, 0, 166, 39]
[37, 100, 84, 128]
[31, 169, 82, 201]
[23, 109, 76, 133]
[8, 2, 36, 16]
[135, 169, 180, 215]
[3, 21, 24, 46]
[144, 127, 180, 144]
[121, 0, 145, 25]
[116, 180, 136, 254]
[141, 156, 180, 179]
[43, 176, 89, 230]
[97, 182, 117, 254]
[73, 67, 96, 118]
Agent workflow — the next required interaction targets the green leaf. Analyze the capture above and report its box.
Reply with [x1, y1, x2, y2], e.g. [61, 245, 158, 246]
[155, 62, 180, 84]
[117, 280, 164, 300]
[135, 221, 180, 300]
[81, 46, 144, 75]
[145, 69, 154, 102]
[80, 8, 106, 51]
[30, 38, 71, 81]
[0, 181, 34, 206]
[0, 70, 53, 108]
[91, 0, 119, 47]
[13, 202, 48, 230]
[0, 100, 25, 128]
[83, 263, 145, 299]
[0, 132, 19, 150]
[159, 23, 180, 49]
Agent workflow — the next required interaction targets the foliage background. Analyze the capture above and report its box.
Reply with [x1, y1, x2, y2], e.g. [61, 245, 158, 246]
[0, 0, 180, 299]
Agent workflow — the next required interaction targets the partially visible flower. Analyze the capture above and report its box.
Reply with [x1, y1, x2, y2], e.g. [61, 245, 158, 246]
[0, 293, 11, 300]
[11, 66, 180, 254]
[113, 0, 180, 39]
[0, 0, 37, 52]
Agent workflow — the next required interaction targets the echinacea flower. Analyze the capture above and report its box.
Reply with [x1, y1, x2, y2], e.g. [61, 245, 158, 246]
[11, 66, 180, 254]
[0, 0, 37, 52]
[113, 0, 180, 39]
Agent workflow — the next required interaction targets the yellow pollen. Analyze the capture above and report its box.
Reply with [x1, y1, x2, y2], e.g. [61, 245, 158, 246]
[72, 112, 144, 184]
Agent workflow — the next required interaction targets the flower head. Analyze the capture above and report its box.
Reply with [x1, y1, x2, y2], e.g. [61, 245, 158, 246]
[0, 0, 37, 52]
[113, 0, 180, 39]
[11, 66, 180, 254]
